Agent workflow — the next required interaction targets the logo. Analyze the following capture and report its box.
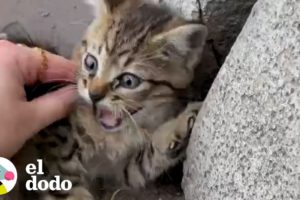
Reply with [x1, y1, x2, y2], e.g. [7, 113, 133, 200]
[25, 159, 72, 191]
[0, 157, 17, 195]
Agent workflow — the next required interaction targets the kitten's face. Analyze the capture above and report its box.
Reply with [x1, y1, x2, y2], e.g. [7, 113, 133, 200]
[75, 0, 207, 132]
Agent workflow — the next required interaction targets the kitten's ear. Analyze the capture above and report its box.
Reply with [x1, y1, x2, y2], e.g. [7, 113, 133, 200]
[84, 0, 128, 16]
[154, 24, 208, 70]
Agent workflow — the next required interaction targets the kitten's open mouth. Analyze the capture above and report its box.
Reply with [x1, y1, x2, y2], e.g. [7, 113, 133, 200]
[95, 106, 141, 132]
[96, 107, 123, 132]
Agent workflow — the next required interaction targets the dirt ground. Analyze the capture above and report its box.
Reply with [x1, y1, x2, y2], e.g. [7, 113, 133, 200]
[0, 0, 92, 57]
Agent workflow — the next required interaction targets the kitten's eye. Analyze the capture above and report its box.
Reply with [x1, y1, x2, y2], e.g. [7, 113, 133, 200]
[119, 73, 142, 89]
[84, 53, 98, 75]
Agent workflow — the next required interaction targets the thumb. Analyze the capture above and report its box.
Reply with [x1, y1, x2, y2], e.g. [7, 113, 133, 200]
[27, 86, 77, 135]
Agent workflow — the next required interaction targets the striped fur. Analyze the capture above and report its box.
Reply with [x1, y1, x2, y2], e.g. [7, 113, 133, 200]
[6, 0, 207, 199]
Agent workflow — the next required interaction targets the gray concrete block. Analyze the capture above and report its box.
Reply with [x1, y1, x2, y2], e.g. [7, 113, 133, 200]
[183, 0, 300, 199]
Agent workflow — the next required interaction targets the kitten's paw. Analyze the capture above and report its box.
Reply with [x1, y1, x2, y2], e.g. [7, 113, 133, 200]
[167, 103, 200, 158]
[153, 102, 202, 159]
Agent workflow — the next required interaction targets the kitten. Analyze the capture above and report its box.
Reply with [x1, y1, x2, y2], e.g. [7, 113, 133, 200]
[4, 0, 207, 199]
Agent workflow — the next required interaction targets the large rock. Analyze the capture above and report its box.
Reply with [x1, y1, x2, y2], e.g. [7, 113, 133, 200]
[183, 0, 300, 199]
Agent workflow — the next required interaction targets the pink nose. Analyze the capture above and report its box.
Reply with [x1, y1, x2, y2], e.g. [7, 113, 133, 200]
[4, 171, 14, 181]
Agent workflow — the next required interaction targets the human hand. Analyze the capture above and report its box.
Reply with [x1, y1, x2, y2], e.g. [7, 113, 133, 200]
[0, 40, 77, 158]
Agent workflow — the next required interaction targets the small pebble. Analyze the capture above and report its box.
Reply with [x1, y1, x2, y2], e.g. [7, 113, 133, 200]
[39, 10, 50, 17]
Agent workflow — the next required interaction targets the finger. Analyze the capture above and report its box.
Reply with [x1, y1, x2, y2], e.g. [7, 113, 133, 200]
[25, 86, 77, 135]
[18, 44, 77, 84]
[0, 40, 76, 85]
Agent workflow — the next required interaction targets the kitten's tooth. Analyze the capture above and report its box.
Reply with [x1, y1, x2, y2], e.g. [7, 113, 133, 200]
[169, 142, 176, 150]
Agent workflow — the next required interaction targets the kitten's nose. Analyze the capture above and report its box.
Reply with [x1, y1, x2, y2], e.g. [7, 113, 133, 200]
[89, 92, 105, 103]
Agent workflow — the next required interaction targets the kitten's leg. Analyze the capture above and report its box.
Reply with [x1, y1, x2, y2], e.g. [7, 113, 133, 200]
[34, 123, 95, 200]
[148, 102, 202, 178]
[39, 159, 94, 200]
[124, 102, 202, 188]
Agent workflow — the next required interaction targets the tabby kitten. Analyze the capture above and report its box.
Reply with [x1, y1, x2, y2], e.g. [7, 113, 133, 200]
[5, 0, 207, 199]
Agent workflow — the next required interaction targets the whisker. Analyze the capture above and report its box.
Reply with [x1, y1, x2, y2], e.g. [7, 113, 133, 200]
[113, 104, 131, 135]
[117, 105, 123, 119]
[123, 101, 141, 110]
[110, 188, 124, 200]
[124, 99, 142, 108]
[120, 107, 140, 132]
[116, 94, 142, 105]
[111, 93, 143, 110]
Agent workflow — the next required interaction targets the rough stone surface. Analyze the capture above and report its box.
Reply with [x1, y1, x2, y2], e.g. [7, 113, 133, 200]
[155, 0, 201, 20]
[183, 0, 300, 199]
[201, 0, 257, 62]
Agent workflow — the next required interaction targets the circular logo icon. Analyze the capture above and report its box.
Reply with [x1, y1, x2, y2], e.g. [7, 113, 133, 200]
[0, 157, 17, 195]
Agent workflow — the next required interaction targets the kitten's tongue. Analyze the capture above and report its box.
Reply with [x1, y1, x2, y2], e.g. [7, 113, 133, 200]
[98, 108, 121, 128]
